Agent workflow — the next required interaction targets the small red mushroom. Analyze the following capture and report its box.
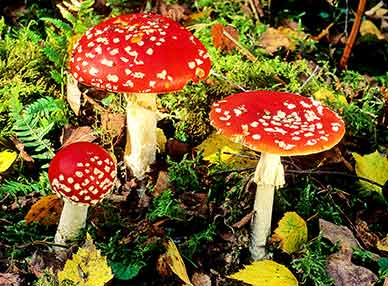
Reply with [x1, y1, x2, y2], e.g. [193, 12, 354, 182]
[209, 90, 345, 259]
[69, 13, 211, 179]
[48, 141, 116, 246]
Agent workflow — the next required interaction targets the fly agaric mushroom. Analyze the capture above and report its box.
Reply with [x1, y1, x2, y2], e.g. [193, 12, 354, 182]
[209, 90, 345, 260]
[69, 13, 211, 180]
[48, 142, 116, 246]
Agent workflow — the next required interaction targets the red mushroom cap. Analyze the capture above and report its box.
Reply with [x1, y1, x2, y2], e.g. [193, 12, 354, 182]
[48, 142, 116, 205]
[209, 91, 345, 156]
[70, 13, 211, 93]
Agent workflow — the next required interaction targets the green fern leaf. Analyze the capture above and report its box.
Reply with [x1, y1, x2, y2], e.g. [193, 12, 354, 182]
[41, 17, 72, 37]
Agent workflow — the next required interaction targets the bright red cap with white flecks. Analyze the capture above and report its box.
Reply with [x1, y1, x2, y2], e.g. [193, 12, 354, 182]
[48, 142, 116, 205]
[70, 13, 211, 93]
[209, 91, 345, 156]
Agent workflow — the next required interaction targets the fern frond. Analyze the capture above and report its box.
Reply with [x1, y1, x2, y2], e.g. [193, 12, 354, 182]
[0, 171, 50, 199]
[41, 17, 72, 37]
[9, 97, 68, 161]
[42, 45, 63, 68]
[24, 29, 43, 45]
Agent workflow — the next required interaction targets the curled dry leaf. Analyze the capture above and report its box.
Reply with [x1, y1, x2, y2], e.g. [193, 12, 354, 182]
[166, 139, 192, 161]
[259, 26, 307, 54]
[326, 246, 378, 286]
[25, 195, 63, 225]
[232, 211, 254, 229]
[159, 2, 189, 22]
[211, 23, 240, 52]
[355, 219, 380, 249]
[152, 171, 170, 198]
[11, 137, 33, 162]
[101, 112, 125, 139]
[192, 272, 212, 286]
[319, 219, 359, 249]
[61, 125, 97, 146]
[0, 273, 23, 286]
[66, 74, 82, 116]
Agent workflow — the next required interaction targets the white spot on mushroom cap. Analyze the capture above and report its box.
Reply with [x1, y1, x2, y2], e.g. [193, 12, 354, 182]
[107, 74, 119, 82]
[89, 67, 99, 76]
[156, 70, 167, 80]
[101, 58, 114, 67]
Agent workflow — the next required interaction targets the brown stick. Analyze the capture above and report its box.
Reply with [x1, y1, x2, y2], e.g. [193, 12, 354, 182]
[339, 0, 367, 70]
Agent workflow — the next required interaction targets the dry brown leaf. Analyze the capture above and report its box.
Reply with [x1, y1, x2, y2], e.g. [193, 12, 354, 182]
[259, 26, 306, 54]
[192, 272, 212, 286]
[232, 211, 254, 229]
[166, 139, 192, 161]
[152, 171, 170, 198]
[11, 137, 34, 162]
[25, 195, 63, 225]
[66, 74, 82, 116]
[159, 2, 189, 22]
[0, 273, 23, 286]
[101, 112, 125, 139]
[355, 219, 380, 249]
[61, 125, 97, 146]
[319, 219, 359, 249]
[326, 247, 378, 286]
[211, 23, 240, 52]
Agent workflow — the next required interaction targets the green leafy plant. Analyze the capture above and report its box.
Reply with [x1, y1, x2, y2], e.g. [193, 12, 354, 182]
[167, 154, 203, 193]
[291, 236, 335, 286]
[9, 96, 68, 160]
[185, 224, 216, 257]
[0, 171, 50, 200]
[148, 189, 184, 221]
[36, 0, 101, 87]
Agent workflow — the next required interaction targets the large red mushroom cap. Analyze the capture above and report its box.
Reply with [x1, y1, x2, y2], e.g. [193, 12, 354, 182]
[209, 91, 345, 156]
[48, 142, 117, 205]
[70, 13, 211, 93]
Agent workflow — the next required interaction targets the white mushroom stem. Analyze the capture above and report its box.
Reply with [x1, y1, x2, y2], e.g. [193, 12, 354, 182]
[55, 198, 88, 246]
[249, 152, 285, 260]
[124, 93, 158, 180]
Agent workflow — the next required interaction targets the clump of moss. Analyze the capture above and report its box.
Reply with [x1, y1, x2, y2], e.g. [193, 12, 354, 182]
[0, 18, 57, 136]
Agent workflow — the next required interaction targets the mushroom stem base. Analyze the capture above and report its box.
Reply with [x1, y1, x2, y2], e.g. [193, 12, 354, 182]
[54, 199, 88, 247]
[124, 93, 158, 179]
[250, 153, 284, 260]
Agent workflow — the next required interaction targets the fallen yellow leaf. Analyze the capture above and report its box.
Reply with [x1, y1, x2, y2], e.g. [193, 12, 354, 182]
[195, 132, 257, 167]
[352, 151, 388, 193]
[58, 234, 113, 286]
[229, 260, 298, 286]
[360, 19, 385, 40]
[0, 150, 17, 173]
[272, 212, 307, 254]
[165, 239, 192, 286]
[376, 234, 388, 252]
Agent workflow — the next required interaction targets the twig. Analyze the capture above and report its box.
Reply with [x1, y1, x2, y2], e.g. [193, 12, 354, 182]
[248, 0, 260, 22]
[210, 70, 249, 92]
[300, 65, 321, 91]
[339, 0, 367, 69]
[222, 30, 257, 62]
